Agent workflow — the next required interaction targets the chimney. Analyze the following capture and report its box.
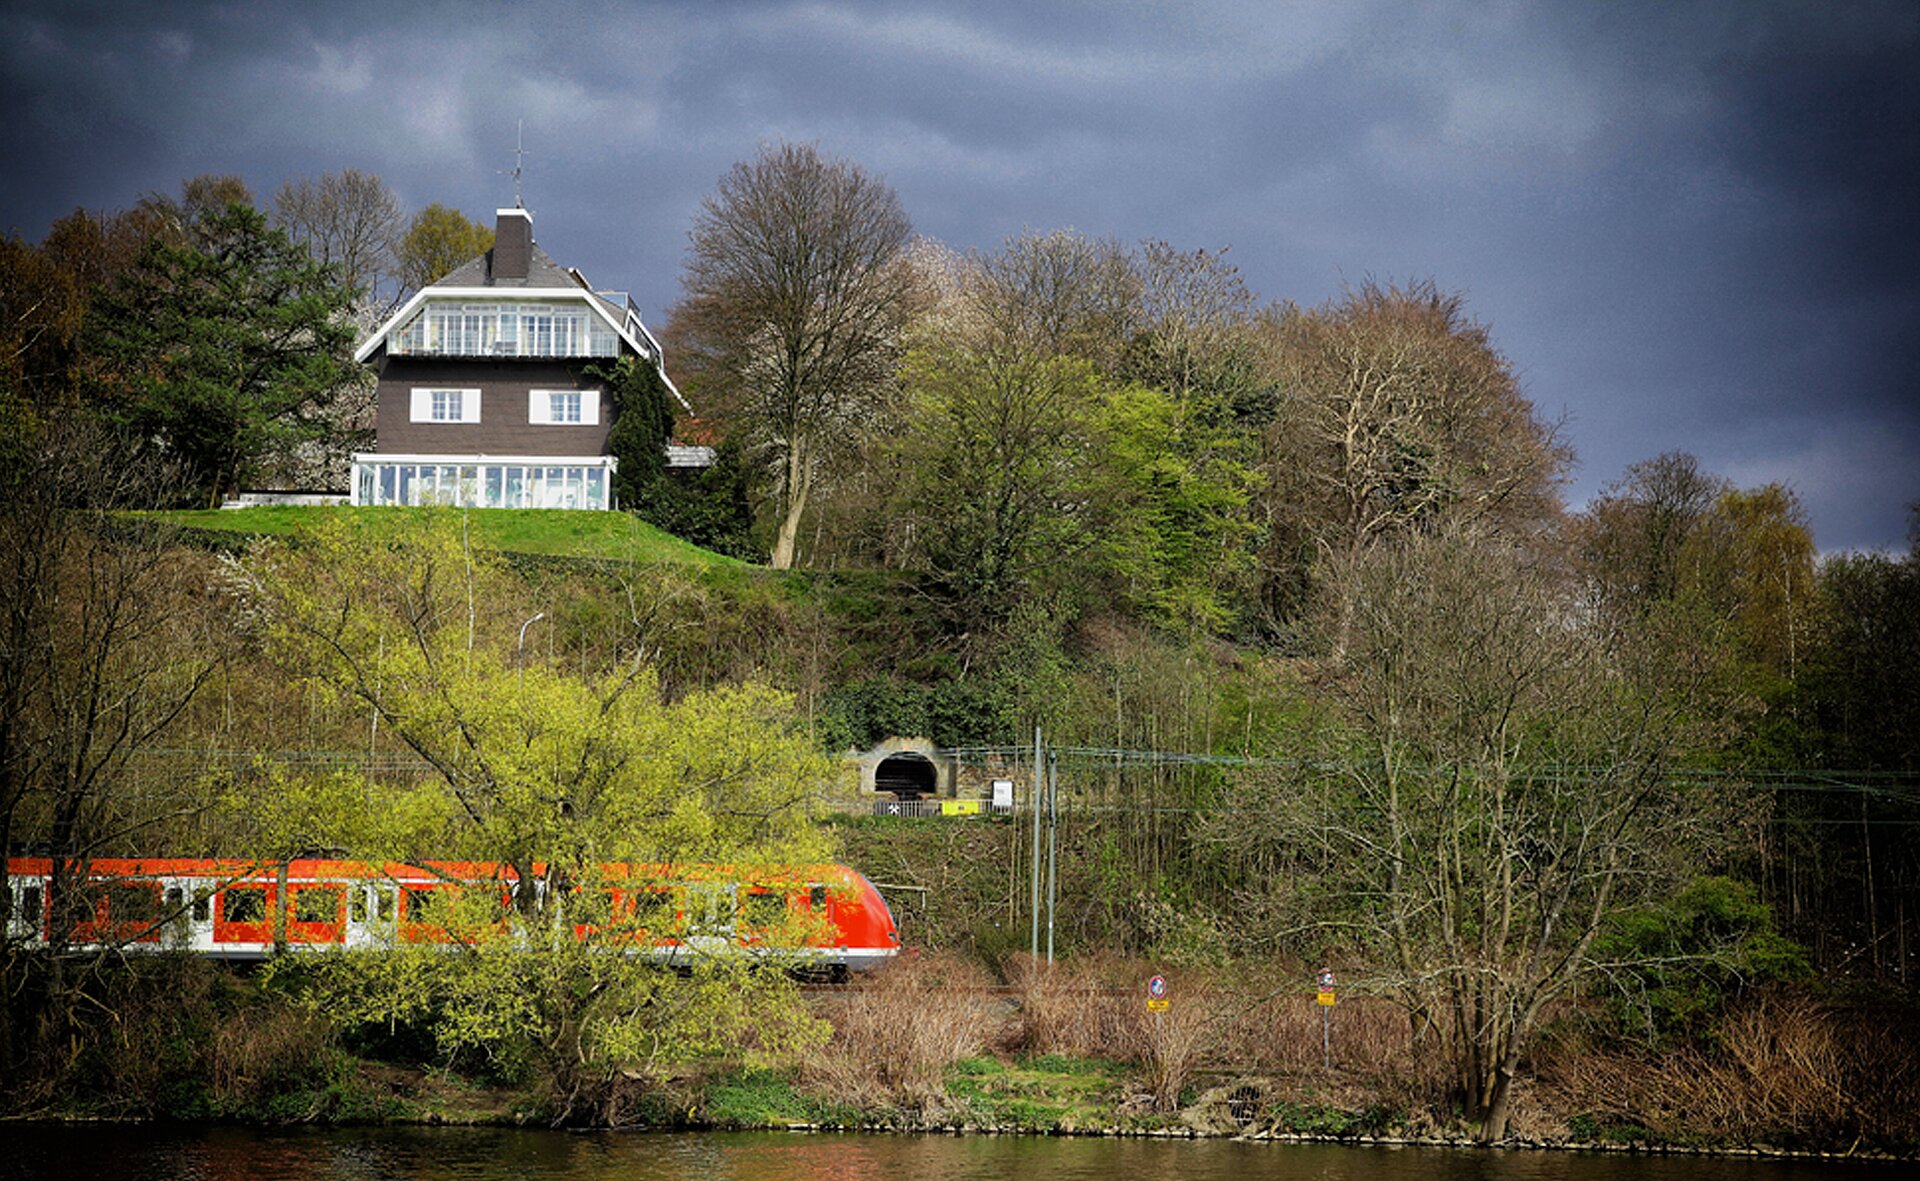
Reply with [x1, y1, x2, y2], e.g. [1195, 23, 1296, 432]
[493, 207, 533, 282]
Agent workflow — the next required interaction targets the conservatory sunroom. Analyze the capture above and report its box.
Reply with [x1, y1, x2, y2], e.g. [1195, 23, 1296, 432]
[350, 454, 617, 511]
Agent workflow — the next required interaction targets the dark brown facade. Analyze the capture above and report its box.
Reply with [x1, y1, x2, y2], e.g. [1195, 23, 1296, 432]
[371, 358, 612, 457]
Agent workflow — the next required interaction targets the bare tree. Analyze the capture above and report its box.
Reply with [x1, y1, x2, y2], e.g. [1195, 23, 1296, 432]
[1216, 525, 1743, 1140]
[1253, 280, 1570, 636]
[972, 229, 1140, 371]
[1572, 451, 1729, 620]
[1130, 241, 1269, 417]
[273, 169, 405, 302]
[1262, 281, 1568, 553]
[673, 142, 920, 569]
[0, 418, 225, 1075]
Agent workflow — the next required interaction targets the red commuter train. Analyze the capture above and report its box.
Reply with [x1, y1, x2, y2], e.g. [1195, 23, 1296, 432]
[3, 856, 901, 974]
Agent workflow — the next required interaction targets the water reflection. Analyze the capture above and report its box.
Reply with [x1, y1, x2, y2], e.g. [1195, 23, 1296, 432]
[0, 1128, 1890, 1181]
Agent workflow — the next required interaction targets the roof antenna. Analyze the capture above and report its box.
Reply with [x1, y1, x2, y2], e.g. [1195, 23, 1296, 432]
[500, 119, 528, 208]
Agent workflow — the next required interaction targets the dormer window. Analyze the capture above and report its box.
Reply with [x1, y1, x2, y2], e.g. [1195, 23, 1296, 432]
[389, 300, 618, 358]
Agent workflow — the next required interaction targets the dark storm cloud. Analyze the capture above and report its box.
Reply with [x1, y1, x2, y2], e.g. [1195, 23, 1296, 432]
[3, 0, 1914, 548]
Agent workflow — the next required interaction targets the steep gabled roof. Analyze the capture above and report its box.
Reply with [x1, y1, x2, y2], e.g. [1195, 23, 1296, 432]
[435, 240, 578, 289]
[350, 208, 685, 409]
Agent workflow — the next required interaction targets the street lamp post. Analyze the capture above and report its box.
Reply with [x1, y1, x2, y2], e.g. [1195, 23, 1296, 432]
[517, 612, 546, 678]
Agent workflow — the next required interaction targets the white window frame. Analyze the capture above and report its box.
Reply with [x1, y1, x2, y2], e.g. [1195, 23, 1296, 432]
[528, 389, 600, 426]
[349, 454, 618, 511]
[410, 387, 481, 424]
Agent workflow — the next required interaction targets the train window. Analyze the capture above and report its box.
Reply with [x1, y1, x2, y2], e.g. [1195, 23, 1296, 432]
[349, 887, 367, 924]
[164, 886, 185, 924]
[404, 887, 442, 924]
[191, 891, 211, 923]
[810, 885, 828, 911]
[224, 886, 267, 924]
[20, 884, 43, 926]
[108, 883, 160, 925]
[741, 890, 786, 927]
[375, 886, 394, 923]
[293, 888, 338, 924]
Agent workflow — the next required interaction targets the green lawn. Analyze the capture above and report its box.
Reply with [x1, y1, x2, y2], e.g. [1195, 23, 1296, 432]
[141, 506, 748, 568]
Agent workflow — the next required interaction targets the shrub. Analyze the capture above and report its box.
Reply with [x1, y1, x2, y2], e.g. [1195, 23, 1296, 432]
[803, 953, 997, 1115]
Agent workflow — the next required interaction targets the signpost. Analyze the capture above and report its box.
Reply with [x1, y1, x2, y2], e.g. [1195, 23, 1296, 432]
[991, 778, 1014, 810]
[1316, 968, 1336, 1068]
[1146, 974, 1169, 1013]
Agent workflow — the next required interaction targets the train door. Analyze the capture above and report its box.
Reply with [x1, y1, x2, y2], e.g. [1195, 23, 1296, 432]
[681, 883, 737, 956]
[6, 877, 47, 944]
[347, 880, 395, 948]
[185, 880, 215, 952]
[162, 882, 194, 950]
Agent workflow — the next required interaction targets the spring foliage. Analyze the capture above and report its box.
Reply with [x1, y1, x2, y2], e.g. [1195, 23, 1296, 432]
[241, 512, 835, 1113]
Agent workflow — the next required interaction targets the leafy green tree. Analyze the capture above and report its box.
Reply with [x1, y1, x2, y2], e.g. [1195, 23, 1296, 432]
[1593, 876, 1810, 1047]
[394, 203, 493, 293]
[1800, 539, 1920, 772]
[1711, 483, 1819, 683]
[246, 513, 835, 1115]
[886, 340, 1112, 632]
[589, 356, 757, 558]
[592, 355, 675, 508]
[82, 202, 358, 504]
[1095, 382, 1260, 634]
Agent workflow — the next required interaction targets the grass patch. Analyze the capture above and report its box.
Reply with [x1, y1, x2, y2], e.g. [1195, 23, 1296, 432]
[706, 1069, 863, 1128]
[943, 1054, 1129, 1131]
[137, 506, 746, 568]
[1022, 1053, 1127, 1076]
[1264, 1098, 1400, 1136]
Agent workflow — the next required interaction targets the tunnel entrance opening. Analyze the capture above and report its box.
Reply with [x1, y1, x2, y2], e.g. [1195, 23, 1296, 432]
[874, 752, 938, 800]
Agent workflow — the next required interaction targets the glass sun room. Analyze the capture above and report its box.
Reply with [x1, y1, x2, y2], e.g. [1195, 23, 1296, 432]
[350, 455, 616, 511]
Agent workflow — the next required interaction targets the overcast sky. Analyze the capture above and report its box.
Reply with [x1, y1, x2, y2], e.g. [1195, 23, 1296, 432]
[4, 0, 1915, 550]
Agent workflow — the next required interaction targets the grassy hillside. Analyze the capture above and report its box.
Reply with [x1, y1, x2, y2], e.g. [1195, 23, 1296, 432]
[141, 506, 747, 568]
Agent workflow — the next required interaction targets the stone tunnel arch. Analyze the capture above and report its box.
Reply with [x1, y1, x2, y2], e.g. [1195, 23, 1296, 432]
[854, 737, 954, 801]
[874, 752, 938, 800]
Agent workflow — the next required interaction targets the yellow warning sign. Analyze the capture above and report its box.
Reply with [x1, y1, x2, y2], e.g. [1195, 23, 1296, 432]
[940, 800, 982, 816]
[1147, 998, 1170, 1012]
[1316, 990, 1336, 1007]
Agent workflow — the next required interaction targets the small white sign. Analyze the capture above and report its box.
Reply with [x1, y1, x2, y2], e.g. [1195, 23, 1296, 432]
[991, 779, 1015, 808]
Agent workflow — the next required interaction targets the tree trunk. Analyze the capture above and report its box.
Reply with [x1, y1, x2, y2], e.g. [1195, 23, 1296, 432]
[770, 439, 812, 570]
[273, 860, 290, 956]
[1480, 1044, 1522, 1142]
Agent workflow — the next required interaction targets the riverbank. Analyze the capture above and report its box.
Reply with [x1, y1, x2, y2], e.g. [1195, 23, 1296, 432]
[7, 953, 1914, 1157]
[5, 1125, 1903, 1181]
[11, 1071, 1913, 1165]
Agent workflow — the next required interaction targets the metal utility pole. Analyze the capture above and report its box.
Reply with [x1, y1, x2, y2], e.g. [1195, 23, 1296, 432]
[1031, 726, 1043, 960]
[1046, 751, 1059, 964]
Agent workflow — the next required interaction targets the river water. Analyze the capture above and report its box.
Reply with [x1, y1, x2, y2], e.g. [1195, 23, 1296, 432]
[0, 1127, 1895, 1181]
